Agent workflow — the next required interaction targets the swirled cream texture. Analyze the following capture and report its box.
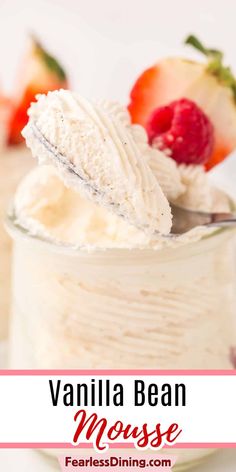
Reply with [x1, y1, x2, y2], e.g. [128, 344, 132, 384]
[176, 164, 230, 212]
[10, 228, 235, 369]
[22, 91, 174, 236]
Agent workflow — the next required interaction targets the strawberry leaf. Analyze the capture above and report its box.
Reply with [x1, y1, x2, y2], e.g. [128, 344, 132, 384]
[185, 34, 236, 101]
[32, 36, 67, 82]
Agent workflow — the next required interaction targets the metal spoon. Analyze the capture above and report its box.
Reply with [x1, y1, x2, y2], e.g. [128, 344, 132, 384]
[170, 203, 236, 235]
[30, 122, 236, 238]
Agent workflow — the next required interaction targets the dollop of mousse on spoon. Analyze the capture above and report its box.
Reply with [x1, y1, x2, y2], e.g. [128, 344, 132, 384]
[22, 90, 172, 236]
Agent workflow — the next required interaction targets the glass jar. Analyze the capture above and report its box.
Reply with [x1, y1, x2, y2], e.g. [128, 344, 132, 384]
[7, 218, 236, 470]
[0, 148, 33, 338]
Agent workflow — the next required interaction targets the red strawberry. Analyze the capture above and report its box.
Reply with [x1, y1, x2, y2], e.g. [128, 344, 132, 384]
[0, 94, 13, 147]
[147, 98, 214, 165]
[128, 35, 236, 170]
[8, 37, 68, 145]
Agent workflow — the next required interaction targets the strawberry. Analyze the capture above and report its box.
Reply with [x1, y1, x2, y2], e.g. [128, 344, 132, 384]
[147, 98, 214, 165]
[128, 35, 236, 170]
[0, 94, 13, 148]
[8, 37, 68, 145]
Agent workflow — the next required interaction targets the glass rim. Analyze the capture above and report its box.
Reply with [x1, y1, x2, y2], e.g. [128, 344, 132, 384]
[5, 204, 235, 260]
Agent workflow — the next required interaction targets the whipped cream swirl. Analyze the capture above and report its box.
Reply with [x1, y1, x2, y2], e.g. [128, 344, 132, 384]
[22, 90, 172, 236]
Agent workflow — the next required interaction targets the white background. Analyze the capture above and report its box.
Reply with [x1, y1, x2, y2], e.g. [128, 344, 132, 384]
[0, 0, 236, 103]
[0, 0, 236, 469]
[1, 0, 236, 198]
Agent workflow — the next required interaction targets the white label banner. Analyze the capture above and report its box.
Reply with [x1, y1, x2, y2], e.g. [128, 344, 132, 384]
[0, 371, 235, 449]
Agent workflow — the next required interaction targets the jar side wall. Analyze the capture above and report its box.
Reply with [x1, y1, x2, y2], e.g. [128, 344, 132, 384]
[9, 233, 236, 370]
[0, 150, 33, 339]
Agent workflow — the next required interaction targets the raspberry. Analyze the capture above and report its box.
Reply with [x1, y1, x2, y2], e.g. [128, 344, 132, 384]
[146, 98, 214, 165]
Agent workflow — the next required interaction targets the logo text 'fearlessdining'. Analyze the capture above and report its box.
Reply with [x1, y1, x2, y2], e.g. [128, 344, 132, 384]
[58, 453, 176, 471]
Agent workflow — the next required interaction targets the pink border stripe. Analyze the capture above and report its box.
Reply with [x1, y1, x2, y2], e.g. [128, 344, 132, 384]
[0, 369, 235, 375]
[0, 443, 235, 449]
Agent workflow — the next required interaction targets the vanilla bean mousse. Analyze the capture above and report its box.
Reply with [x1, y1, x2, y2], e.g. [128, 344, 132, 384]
[7, 89, 235, 369]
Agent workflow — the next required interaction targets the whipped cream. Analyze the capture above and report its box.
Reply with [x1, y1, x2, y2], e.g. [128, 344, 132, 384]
[15, 90, 232, 250]
[14, 165, 153, 248]
[176, 164, 230, 212]
[22, 90, 172, 236]
[14, 163, 231, 250]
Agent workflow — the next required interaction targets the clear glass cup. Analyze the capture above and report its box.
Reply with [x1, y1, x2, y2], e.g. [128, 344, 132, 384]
[7, 218, 236, 470]
[0, 148, 33, 338]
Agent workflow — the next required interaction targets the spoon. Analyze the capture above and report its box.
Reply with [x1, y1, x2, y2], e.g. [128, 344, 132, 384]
[170, 203, 236, 235]
[30, 122, 236, 238]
